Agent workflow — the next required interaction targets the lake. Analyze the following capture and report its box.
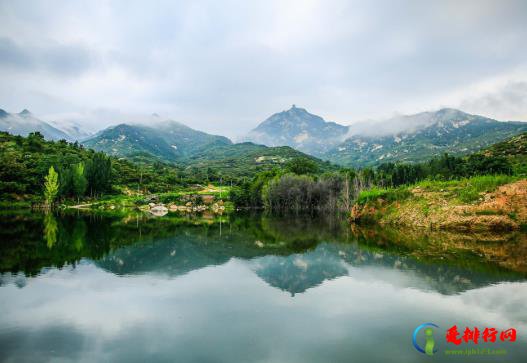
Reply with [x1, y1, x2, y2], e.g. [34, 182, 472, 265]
[1, 211, 526, 362]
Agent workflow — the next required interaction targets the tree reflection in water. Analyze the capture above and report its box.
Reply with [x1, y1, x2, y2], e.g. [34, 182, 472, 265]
[1, 211, 526, 296]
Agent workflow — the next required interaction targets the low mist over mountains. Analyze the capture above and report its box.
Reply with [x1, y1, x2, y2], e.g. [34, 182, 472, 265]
[246, 107, 527, 167]
[328, 108, 527, 166]
[47, 119, 94, 141]
[0, 109, 72, 141]
[2, 105, 526, 168]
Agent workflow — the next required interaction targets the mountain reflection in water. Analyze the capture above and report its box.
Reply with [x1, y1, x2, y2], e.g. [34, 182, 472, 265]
[1, 211, 527, 363]
[1, 211, 525, 295]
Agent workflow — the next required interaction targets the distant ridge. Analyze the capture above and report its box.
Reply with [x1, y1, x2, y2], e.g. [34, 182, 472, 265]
[245, 106, 527, 167]
[83, 120, 232, 162]
[3, 106, 526, 169]
[0, 108, 72, 141]
[325, 108, 527, 167]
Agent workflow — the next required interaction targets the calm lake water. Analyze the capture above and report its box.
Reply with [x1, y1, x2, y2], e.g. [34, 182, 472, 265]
[1, 211, 527, 363]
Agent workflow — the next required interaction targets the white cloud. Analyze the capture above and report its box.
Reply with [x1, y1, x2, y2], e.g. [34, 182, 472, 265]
[1, 0, 526, 137]
[2, 259, 527, 362]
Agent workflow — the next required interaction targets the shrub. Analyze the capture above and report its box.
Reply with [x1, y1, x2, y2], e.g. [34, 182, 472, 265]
[262, 173, 349, 211]
[458, 189, 481, 203]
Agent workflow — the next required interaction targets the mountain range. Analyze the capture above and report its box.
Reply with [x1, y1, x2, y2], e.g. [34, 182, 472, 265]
[81, 118, 327, 174]
[327, 108, 527, 166]
[0, 109, 72, 141]
[245, 106, 527, 167]
[2, 105, 526, 169]
[83, 121, 231, 162]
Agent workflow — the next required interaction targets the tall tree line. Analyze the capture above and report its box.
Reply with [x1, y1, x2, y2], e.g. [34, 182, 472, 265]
[374, 153, 512, 188]
[229, 152, 514, 212]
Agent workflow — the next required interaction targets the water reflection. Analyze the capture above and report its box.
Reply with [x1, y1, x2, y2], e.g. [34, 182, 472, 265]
[1, 211, 525, 295]
[251, 244, 349, 296]
[1, 211, 527, 362]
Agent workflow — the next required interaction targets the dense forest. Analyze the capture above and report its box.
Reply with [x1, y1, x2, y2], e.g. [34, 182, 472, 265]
[230, 133, 526, 212]
[0, 131, 331, 205]
[0, 131, 207, 203]
[1, 130, 525, 212]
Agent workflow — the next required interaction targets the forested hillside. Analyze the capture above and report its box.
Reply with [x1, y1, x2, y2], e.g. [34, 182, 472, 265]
[83, 121, 232, 161]
[229, 132, 526, 212]
[0, 131, 334, 204]
[326, 109, 527, 167]
[480, 132, 527, 176]
[181, 142, 336, 178]
[0, 131, 198, 202]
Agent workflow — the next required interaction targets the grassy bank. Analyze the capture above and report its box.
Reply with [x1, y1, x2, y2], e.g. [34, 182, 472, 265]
[357, 175, 517, 205]
[351, 175, 527, 231]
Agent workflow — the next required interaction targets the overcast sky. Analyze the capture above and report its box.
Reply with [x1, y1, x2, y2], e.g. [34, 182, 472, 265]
[1, 0, 527, 138]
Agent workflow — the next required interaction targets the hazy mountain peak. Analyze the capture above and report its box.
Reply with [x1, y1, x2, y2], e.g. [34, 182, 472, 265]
[156, 119, 187, 128]
[286, 104, 307, 114]
[345, 108, 475, 139]
[327, 109, 527, 167]
[258, 105, 325, 128]
[47, 117, 95, 141]
[433, 108, 472, 122]
[436, 107, 465, 115]
[110, 123, 132, 131]
[246, 106, 348, 156]
[0, 108, 72, 141]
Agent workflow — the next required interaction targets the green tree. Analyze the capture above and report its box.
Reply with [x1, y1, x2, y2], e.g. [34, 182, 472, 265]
[285, 158, 319, 175]
[72, 162, 87, 202]
[27, 132, 44, 152]
[43, 213, 58, 248]
[85, 153, 112, 197]
[44, 166, 60, 206]
[71, 219, 86, 251]
[59, 165, 74, 198]
[0, 149, 28, 195]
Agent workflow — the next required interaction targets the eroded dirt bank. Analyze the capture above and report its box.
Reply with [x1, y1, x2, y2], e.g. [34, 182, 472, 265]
[351, 180, 527, 232]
